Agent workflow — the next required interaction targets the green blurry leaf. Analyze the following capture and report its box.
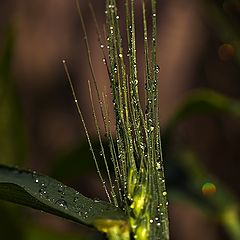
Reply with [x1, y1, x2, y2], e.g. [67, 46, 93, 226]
[0, 164, 127, 229]
[165, 89, 240, 139]
[167, 150, 240, 240]
[0, 24, 27, 165]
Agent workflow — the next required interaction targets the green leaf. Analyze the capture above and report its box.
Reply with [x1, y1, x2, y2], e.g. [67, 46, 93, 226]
[0, 24, 27, 165]
[167, 150, 240, 240]
[165, 89, 240, 139]
[0, 164, 127, 229]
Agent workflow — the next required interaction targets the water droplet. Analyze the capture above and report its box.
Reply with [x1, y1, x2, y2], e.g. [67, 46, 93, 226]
[150, 219, 154, 223]
[119, 53, 123, 58]
[73, 197, 79, 203]
[156, 162, 161, 170]
[155, 65, 160, 73]
[100, 44, 104, 48]
[39, 188, 47, 195]
[35, 179, 39, 183]
[116, 15, 120, 20]
[55, 199, 68, 209]
[162, 191, 167, 196]
[58, 184, 65, 194]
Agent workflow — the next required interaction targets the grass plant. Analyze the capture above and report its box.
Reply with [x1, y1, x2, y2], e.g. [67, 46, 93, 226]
[0, 1, 169, 239]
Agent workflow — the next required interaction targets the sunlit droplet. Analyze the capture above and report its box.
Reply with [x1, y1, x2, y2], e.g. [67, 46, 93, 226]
[55, 199, 68, 209]
[162, 191, 167, 196]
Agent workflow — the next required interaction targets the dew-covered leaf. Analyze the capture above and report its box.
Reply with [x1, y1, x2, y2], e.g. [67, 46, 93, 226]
[0, 164, 127, 229]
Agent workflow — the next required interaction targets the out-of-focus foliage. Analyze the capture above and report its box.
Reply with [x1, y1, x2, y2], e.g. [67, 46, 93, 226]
[164, 89, 240, 240]
[204, 0, 240, 63]
[0, 25, 27, 166]
[0, 24, 28, 240]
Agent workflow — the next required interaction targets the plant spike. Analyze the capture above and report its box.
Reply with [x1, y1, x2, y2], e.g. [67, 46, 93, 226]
[75, 0, 169, 238]
[105, 0, 169, 239]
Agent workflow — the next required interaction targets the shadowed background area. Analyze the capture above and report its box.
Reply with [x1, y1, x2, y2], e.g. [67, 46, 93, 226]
[0, 0, 240, 239]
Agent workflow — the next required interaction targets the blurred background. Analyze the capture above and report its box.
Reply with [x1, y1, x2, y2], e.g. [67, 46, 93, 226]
[0, 0, 240, 239]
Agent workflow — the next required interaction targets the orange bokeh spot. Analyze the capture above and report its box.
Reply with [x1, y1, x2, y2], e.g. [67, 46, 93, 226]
[202, 182, 217, 196]
[218, 43, 235, 61]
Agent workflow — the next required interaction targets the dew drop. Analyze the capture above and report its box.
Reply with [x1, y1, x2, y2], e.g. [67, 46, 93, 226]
[73, 197, 79, 203]
[156, 162, 161, 170]
[39, 188, 47, 195]
[150, 219, 154, 223]
[155, 65, 160, 73]
[58, 184, 65, 194]
[55, 199, 68, 209]
[162, 191, 167, 196]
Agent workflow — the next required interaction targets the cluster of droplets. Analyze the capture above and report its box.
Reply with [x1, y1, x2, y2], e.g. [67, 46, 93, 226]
[31, 172, 105, 221]
[32, 172, 69, 211]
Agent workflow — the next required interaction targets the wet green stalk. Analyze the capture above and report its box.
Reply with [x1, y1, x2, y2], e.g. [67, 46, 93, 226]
[74, 0, 170, 239]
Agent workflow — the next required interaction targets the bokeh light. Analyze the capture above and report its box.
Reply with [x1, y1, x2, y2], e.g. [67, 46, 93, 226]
[218, 43, 235, 61]
[202, 182, 217, 196]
